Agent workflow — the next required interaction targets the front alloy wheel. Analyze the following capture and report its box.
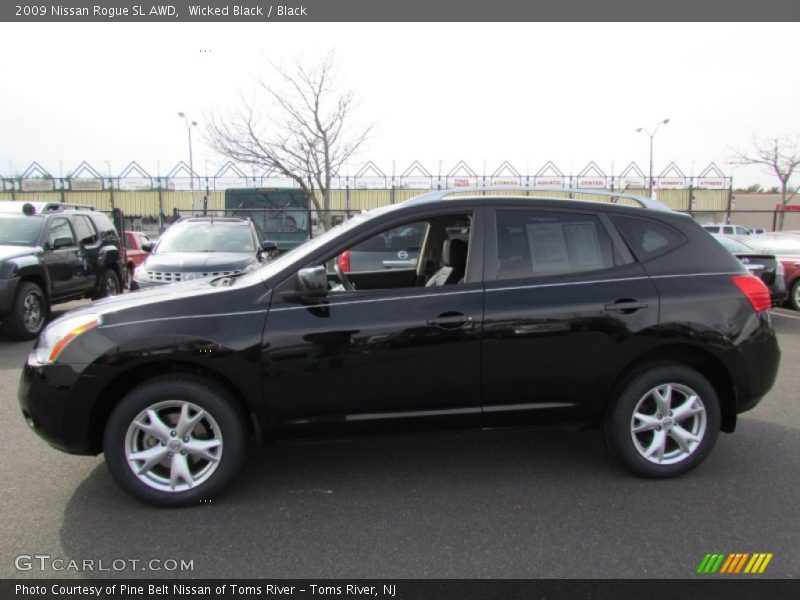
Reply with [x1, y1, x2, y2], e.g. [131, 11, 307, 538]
[606, 363, 720, 478]
[125, 400, 224, 492]
[104, 376, 247, 506]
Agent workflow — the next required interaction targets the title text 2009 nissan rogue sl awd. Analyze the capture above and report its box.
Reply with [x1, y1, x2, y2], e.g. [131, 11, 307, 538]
[18, 189, 780, 506]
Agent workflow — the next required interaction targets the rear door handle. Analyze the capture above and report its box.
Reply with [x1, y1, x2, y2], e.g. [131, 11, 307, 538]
[427, 313, 473, 328]
[604, 300, 649, 313]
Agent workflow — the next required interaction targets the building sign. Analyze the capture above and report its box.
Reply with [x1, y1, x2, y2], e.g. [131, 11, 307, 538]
[534, 176, 566, 187]
[620, 177, 646, 189]
[776, 204, 800, 213]
[697, 178, 726, 189]
[398, 177, 432, 189]
[490, 176, 521, 186]
[70, 179, 103, 191]
[118, 178, 153, 191]
[577, 177, 606, 189]
[449, 177, 478, 188]
[354, 177, 386, 189]
[658, 178, 688, 189]
[21, 179, 54, 192]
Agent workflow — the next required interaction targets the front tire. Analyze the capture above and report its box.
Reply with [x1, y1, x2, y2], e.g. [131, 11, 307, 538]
[103, 376, 247, 507]
[605, 362, 720, 478]
[2, 281, 47, 340]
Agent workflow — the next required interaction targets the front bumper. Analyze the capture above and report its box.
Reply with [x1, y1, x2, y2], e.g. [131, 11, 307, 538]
[0, 277, 19, 314]
[17, 357, 101, 455]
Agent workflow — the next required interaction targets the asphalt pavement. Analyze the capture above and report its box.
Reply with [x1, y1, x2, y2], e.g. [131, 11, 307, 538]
[1, 302, 798, 579]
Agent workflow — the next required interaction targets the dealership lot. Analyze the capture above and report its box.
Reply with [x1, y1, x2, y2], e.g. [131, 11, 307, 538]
[0, 301, 798, 579]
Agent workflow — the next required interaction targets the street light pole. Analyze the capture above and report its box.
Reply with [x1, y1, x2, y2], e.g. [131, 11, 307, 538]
[178, 112, 198, 212]
[636, 118, 670, 195]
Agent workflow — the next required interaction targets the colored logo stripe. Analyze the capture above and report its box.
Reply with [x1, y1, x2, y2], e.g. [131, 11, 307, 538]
[697, 553, 773, 574]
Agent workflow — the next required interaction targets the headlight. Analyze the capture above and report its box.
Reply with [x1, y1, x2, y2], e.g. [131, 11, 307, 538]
[133, 266, 149, 282]
[32, 314, 102, 365]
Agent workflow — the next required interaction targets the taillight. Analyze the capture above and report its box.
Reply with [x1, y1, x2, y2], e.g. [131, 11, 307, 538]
[338, 250, 351, 273]
[732, 275, 771, 312]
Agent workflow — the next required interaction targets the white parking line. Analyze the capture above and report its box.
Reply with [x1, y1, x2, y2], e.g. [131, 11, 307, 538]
[770, 310, 800, 320]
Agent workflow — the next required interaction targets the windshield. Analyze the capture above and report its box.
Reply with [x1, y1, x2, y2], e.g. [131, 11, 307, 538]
[156, 222, 255, 253]
[745, 234, 800, 255]
[713, 235, 753, 253]
[0, 215, 44, 246]
[234, 205, 400, 287]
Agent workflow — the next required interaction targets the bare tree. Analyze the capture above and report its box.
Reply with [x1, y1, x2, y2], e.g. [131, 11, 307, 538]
[730, 135, 800, 230]
[207, 53, 371, 229]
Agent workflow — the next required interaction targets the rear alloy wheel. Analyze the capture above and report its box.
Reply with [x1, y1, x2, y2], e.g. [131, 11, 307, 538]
[95, 269, 121, 299]
[104, 376, 247, 506]
[2, 281, 47, 340]
[790, 280, 800, 311]
[605, 363, 720, 478]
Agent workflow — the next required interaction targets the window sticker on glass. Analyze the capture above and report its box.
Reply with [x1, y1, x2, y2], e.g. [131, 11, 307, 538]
[525, 223, 571, 273]
[563, 222, 603, 269]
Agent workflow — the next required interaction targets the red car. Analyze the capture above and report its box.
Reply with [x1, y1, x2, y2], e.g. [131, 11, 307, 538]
[745, 232, 800, 310]
[122, 231, 152, 287]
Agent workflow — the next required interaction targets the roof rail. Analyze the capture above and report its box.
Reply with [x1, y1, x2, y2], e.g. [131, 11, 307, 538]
[404, 186, 672, 211]
[41, 202, 95, 212]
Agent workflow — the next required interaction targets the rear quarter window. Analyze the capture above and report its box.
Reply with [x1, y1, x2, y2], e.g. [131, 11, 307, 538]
[611, 215, 686, 262]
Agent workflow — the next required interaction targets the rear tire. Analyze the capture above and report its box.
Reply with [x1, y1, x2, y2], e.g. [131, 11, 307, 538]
[94, 269, 121, 299]
[790, 280, 800, 311]
[605, 362, 720, 478]
[103, 376, 248, 507]
[2, 281, 47, 340]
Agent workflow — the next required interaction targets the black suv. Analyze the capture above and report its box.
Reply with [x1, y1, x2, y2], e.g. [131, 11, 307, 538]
[18, 189, 780, 506]
[0, 202, 125, 340]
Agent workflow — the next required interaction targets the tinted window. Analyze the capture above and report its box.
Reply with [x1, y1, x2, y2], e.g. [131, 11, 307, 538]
[612, 215, 685, 261]
[495, 211, 615, 280]
[0, 215, 44, 245]
[72, 215, 98, 244]
[48, 218, 75, 247]
[90, 213, 120, 242]
[703, 225, 720, 234]
[157, 222, 256, 253]
[714, 235, 753, 253]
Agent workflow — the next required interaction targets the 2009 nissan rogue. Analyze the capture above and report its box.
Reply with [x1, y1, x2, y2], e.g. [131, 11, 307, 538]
[18, 188, 781, 506]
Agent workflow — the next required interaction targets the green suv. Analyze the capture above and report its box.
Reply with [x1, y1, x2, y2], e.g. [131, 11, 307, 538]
[0, 202, 125, 340]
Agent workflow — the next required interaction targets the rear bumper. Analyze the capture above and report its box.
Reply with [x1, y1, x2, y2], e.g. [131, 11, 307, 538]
[730, 313, 781, 414]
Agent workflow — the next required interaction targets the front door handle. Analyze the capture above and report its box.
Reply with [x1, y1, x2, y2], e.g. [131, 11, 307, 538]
[604, 300, 649, 314]
[427, 313, 473, 329]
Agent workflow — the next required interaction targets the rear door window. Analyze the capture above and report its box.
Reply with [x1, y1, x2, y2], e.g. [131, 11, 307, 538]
[493, 210, 616, 280]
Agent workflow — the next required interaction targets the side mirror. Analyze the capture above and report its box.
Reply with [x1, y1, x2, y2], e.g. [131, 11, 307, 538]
[141, 242, 154, 253]
[281, 266, 328, 303]
[52, 236, 74, 249]
[262, 240, 278, 252]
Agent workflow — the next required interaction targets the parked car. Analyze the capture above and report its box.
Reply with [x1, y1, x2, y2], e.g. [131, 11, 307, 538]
[130, 217, 272, 289]
[712, 234, 785, 305]
[122, 230, 152, 286]
[0, 202, 125, 340]
[743, 232, 800, 310]
[702, 223, 751, 236]
[19, 188, 780, 506]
